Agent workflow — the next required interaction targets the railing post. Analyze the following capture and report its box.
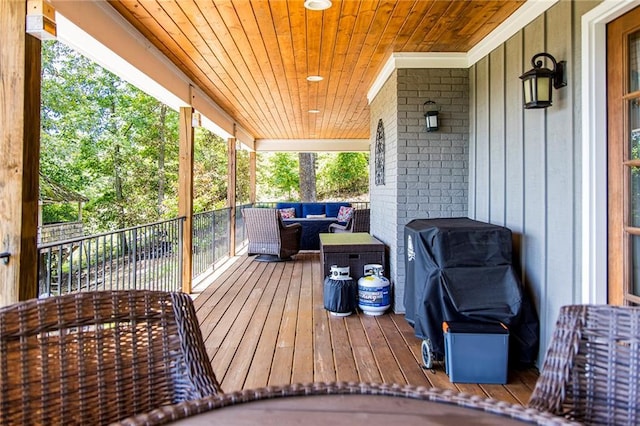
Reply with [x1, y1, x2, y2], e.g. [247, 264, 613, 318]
[179, 107, 194, 294]
[178, 217, 184, 292]
[131, 227, 137, 289]
[227, 137, 237, 257]
[210, 212, 216, 268]
[249, 151, 256, 205]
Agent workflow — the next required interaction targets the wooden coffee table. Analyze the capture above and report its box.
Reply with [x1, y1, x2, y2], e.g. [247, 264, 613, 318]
[319, 232, 386, 281]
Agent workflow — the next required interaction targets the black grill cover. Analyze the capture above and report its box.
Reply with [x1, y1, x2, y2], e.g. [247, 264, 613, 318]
[404, 218, 539, 367]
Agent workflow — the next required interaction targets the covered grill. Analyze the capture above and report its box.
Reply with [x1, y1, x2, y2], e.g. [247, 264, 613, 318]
[404, 218, 539, 367]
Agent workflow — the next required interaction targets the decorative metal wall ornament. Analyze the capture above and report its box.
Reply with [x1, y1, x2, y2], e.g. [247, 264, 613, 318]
[375, 119, 385, 186]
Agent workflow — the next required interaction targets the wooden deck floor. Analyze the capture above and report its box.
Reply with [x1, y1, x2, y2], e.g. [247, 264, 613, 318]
[192, 252, 538, 405]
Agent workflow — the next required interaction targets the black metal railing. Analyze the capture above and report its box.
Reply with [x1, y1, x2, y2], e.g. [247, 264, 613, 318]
[192, 208, 231, 278]
[38, 217, 184, 297]
[36, 201, 365, 297]
[37, 204, 254, 297]
[235, 203, 251, 249]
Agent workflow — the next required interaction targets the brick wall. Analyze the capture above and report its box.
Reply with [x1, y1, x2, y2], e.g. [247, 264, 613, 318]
[370, 68, 469, 312]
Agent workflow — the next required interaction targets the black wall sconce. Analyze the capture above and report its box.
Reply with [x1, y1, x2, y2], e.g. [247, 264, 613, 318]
[519, 52, 567, 109]
[423, 100, 439, 132]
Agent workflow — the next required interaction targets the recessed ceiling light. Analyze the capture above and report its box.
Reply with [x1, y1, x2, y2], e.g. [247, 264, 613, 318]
[307, 75, 323, 82]
[308, 109, 320, 113]
[304, 0, 332, 11]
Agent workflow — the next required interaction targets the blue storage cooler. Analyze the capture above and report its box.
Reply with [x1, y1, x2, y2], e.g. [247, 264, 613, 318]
[443, 321, 509, 384]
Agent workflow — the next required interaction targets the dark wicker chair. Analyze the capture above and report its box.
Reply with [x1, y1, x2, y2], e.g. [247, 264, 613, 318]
[243, 208, 302, 261]
[0, 290, 222, 425]
[528, 304, 640, 425]
[328, 208, 370, 233]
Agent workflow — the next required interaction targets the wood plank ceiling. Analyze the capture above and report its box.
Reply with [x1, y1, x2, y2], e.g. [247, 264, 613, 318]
[107, 0, 524, 141]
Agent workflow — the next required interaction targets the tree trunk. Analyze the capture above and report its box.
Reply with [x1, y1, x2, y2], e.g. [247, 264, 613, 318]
[299, 152, 317, 202]
[109, 98, 126, 231]
[157, 103, 167, 215]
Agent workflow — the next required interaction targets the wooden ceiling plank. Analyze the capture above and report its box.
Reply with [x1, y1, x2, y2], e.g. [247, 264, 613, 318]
[109, 1, 236, 109]
[397, 1, 449, 52]
[345, 0, 418, 137]
[382, 0, 432, 52]
[287, 0, 312, 138]
[320, 0, 365, 139]
[111, 1, 260, 135]
[170, 1, 283, 138]
[270, 0, 306, 140]
[330, 0, 405, 139]
[108, 1, 190, 81]
[314, 1, 341, 139]
[306, 6, 323, 138]
[216, 0, 293, 139]
[459, 1, 525, 51]
[107, 0, 529, 142]
[248, 0, 302, 138]
[328, 0, 418, 139]
[268, 1, 308, 137]
[428, 1, 480, 51]
[400, 1, 454, 51]
[325, 0, 378, 139]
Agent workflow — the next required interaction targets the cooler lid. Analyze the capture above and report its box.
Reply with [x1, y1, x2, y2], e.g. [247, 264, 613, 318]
[443, 321, 508, 334]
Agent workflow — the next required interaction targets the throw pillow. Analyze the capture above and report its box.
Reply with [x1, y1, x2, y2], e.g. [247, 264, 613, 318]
[279, 207, 296, 219]
[306, 214, 326, 219]
[337, 206, 354, 222]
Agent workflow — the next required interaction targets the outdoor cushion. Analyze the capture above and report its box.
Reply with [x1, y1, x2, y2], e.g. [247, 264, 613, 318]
[325, 202, 351, 218]
[302, 203, 325, 217]
[336, 206, 354, 223]
[276, 202, 302, 218]
[279, 207, 296, 219]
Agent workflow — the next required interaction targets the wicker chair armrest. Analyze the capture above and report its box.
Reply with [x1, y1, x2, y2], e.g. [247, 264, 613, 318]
[170, 292, 224, 397]
[328, 222, 348, 233]
[280, 221, 302, 231]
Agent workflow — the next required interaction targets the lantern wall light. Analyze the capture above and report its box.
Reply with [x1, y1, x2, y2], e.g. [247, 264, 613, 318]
[423, 100, 439, 132]
[519, 52, 567, 109]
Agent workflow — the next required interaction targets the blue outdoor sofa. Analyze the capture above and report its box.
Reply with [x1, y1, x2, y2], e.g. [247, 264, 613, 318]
[275, 202, 351, 250]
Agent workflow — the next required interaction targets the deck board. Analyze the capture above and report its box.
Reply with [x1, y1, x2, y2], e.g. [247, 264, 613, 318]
[193, 252, 539, 404]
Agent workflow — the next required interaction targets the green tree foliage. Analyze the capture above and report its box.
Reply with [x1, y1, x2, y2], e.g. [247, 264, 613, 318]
[40, 41, 367, 234]
[236, 148, 251, 205]
[40, 41, 246, 232]
[257, 152, 369, 201]
[317, 152, 369, 199]
[41, 41, 182, 232]
[258, 153, 300, 200]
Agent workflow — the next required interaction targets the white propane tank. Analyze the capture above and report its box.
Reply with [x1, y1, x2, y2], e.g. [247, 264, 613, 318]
[357, 264, 391, 316]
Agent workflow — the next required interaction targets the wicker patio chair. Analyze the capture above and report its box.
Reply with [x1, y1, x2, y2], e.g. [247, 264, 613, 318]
[528, 304, 640, 425]
[243, 208, 301, 261]
[0, 290, 222, 425]
[328, 208, 370, 233]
